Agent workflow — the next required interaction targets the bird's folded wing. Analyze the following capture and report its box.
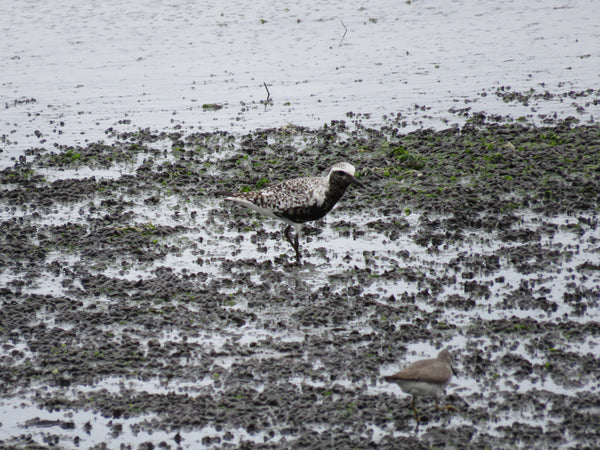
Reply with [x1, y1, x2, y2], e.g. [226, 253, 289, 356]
[258, 177, 324, 210]
[385, 360, 451, 384]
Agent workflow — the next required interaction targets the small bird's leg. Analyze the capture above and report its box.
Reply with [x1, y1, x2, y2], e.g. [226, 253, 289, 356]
[411, 397, 420, 431]
[434, 395, 457, 412]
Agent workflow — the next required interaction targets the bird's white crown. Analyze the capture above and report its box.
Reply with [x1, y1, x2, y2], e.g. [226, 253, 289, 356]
[328, 162, 356, 178]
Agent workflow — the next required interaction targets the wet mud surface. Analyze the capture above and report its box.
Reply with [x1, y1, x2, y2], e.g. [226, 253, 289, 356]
[1, 118, 600, 448]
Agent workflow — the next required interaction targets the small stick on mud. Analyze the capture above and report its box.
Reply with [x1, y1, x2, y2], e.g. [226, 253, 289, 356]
[366, 299, 405, 311]
[263, 82, 273, 110]
[339, 19, 348, 46]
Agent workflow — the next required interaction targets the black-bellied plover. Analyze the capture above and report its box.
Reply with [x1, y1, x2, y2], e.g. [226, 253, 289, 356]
[226, 162, 364, 262]
[383, 349, 457, 430]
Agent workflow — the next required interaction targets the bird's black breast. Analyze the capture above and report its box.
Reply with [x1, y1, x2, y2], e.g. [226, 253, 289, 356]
[277, 205, 328, 224]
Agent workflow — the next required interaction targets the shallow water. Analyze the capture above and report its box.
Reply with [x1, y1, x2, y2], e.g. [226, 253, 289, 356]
[2, 0, 599, 158]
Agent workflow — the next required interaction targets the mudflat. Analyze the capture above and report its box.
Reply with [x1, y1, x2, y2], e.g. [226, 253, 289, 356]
[1, 117, 599, 448]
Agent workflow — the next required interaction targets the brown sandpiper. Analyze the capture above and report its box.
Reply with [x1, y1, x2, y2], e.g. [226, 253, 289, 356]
[383, 348, 457, 430]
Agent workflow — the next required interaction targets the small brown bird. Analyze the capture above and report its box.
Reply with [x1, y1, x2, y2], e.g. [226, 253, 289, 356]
[383, 348, 457, 429]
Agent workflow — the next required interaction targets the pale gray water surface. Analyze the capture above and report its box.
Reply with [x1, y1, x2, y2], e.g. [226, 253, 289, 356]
[2, 0, 599, 158]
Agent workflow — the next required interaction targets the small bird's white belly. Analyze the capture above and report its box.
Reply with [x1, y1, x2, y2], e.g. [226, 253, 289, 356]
[397, 380, 445, 397]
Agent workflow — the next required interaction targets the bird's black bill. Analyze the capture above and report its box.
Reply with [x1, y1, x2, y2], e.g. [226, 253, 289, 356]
[451, 365, 459, 377]
[350, 176, 365, 188]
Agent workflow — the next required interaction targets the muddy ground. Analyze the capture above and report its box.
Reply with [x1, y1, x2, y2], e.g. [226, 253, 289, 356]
[1, 115, 599, 448]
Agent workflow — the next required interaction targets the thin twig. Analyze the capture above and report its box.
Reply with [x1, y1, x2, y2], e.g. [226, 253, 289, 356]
[339, 19, 348, 46]
[366, 299, 404, 311]
[263, 82, 272, 110]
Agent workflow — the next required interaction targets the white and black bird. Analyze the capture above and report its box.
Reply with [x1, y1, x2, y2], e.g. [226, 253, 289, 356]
[226, 162, 364, 262]
[383, 348, 457, 430]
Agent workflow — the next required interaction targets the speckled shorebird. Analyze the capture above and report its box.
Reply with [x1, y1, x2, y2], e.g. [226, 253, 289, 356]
[226, 162, 364, 262]
[383, 348, 457, 430]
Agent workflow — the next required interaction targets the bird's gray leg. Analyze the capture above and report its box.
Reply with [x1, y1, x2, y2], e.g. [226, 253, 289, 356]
[284, 225, 294, 247]
[293, 231, 301, 262]
[284, 225, 302, 262]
